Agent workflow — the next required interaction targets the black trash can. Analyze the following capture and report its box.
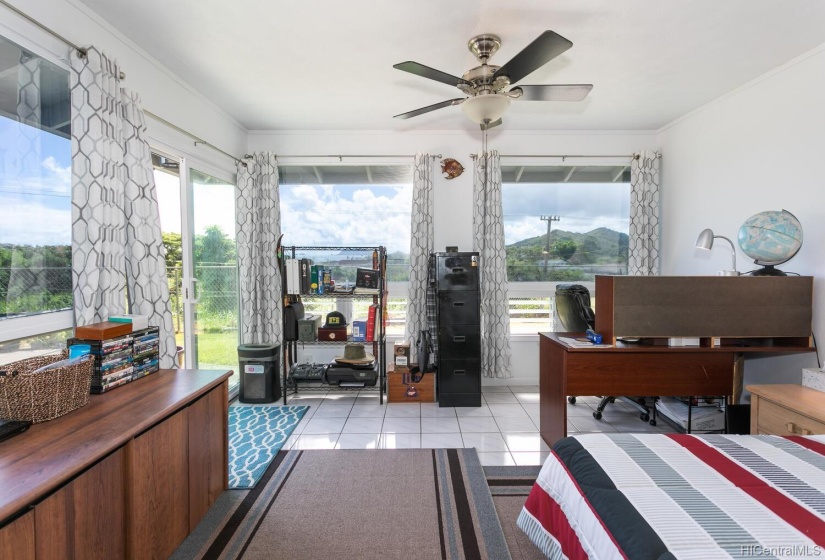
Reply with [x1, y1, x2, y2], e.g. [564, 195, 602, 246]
[238, 343, 280, 403]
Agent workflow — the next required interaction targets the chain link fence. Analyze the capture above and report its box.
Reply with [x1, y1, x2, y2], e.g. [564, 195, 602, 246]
[167, 264, 239, 335]
[0, 266, 72, 316]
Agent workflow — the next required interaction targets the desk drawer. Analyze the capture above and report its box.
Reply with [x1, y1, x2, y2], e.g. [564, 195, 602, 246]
[757, 398, 825, 436]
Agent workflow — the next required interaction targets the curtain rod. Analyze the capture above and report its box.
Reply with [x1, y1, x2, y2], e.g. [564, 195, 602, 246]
[144, 110, 246, 166]
[253, 154, 441, 161]
[0, 0, 87, 57]
[470, 153, 656, 160]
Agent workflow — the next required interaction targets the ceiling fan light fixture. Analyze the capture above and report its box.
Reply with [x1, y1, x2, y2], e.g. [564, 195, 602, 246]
[460, 94, 511, 124]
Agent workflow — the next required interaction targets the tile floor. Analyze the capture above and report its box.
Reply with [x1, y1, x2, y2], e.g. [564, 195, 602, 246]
[233, 387, 678, 466]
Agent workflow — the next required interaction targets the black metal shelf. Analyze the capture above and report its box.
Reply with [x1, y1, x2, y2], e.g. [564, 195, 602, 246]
[294, 336, 385, 347]
[281, 245, 387, 405]
[294, 292, 380, 299]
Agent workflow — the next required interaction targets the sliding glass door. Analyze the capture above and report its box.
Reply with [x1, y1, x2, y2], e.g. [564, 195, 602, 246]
[154, 154, 239, 392]
[190, 168, 239, 388]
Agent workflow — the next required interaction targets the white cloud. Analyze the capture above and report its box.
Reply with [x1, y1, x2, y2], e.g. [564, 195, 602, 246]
[41, 156, 71, 187]
[281, 184, 412, 253]
[0, 196, 70, 245]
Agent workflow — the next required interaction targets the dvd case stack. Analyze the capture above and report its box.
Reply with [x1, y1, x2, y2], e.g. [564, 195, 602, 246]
[132, 329, 160, 380]
[68, 327, 160, 394]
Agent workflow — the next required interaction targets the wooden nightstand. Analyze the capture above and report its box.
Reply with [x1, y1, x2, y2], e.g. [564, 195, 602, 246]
[747, 384, 825, 436]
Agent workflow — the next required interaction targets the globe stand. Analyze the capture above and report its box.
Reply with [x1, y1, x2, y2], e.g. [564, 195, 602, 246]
[751, 264, 788, 276]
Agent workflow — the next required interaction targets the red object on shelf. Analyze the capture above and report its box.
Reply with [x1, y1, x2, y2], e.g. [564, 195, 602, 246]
[366, 304, 377, 341]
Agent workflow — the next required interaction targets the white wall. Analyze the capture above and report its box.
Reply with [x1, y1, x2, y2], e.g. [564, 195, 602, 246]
[1, 0, 246, 167]
[658, 45, 825, 393]
[250, 129, 657, 383]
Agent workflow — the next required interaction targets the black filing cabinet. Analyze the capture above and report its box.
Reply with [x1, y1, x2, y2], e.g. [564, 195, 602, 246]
[432, 251, 481, 407]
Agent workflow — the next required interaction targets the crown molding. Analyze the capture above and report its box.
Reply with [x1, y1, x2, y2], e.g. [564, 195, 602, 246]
[658, 42, 825, 134]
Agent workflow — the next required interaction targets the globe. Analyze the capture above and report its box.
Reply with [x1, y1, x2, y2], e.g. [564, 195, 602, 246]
[737, 209, 803, 275]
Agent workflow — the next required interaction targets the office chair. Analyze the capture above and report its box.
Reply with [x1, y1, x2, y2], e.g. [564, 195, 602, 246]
[553, 284, 652, 422]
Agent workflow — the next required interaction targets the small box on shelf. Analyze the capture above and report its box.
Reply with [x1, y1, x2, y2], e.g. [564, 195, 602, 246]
[318, 326, 347, 341]
[393, 341, 411, 368]
[74, 321, 132, 340]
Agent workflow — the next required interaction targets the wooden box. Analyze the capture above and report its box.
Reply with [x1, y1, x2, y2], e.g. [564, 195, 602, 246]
[595, 275, 813, 343]
[75, 321, 132, 341]
[317, 326, 347, 341]
[388, 364, 434, 403]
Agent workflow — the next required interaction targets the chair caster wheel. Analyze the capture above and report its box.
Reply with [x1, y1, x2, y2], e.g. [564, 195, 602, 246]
[593, 411, 602, 420]
[641, 413, 650, 422]
[568, 396, 576, 404]
[649, 419, 657, 426]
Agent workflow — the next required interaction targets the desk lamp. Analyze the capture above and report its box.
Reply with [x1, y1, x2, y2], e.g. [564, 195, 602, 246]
[695, 228, 740, 276]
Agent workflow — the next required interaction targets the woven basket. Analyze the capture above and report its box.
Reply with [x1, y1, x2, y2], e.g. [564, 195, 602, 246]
[0, 350, 94, 423]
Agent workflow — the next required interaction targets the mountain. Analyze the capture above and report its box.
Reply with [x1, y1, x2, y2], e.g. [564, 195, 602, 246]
[507, 227, 628, 265]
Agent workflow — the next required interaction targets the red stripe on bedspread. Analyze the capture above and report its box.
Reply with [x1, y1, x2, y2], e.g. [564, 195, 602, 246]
[667, 434, 825, 546]
[524, 485, 590, 560]
[786, 435, 825, 457]
[524, 449, 627, 560]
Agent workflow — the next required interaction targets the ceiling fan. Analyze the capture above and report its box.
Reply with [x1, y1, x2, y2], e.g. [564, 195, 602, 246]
[393, 30, 592, 130]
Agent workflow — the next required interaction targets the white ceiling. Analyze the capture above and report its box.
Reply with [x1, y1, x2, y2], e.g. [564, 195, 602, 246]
[76, 0, 825, 132]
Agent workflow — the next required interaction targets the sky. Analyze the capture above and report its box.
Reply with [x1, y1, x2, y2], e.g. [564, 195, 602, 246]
[155, 170, 237, 238]
[502, 182, 630, 244]
[1, 126, 629, 254]
[0, 119, 71, 246]
[280, 184, 413, 254]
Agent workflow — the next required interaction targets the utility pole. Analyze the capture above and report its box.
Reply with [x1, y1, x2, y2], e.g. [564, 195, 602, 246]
[540, 215, 560, 275]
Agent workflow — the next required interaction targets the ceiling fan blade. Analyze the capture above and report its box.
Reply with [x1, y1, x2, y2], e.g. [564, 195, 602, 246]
[493, 30, 573, 85]
[393, 98, 466, 119]
[393, 61, 472, 88]
[516, 84, 593, 101]
[480, 118, 503, 131]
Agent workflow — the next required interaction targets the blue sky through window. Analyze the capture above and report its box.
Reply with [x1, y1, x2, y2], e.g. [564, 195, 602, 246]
[0, 117, 71, 246]
[280, 183, 412, 254]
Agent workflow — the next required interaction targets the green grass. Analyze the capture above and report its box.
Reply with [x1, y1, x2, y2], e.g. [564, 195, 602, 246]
[176, 330, 239, 370]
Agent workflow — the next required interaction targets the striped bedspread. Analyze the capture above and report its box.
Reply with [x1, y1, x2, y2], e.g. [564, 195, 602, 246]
[517, 433, 825, 559]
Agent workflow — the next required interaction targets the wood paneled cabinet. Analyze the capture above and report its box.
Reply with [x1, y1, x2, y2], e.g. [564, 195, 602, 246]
[0, 371, 229, 560]
[0, 511, 35, 560]
[36, 449, 125, 560]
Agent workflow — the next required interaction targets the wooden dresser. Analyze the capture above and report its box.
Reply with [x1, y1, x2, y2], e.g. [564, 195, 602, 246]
[0, 368, 231, 560]
[748, 384, 825, 436]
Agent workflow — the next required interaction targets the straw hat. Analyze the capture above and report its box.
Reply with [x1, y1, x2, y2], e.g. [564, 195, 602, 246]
[334, 343, 375, 365]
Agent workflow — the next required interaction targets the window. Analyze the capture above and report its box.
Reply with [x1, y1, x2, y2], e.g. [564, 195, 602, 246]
[501, 164, 631, 334]
[0, 34, 72, 345]
[279, 164, 413, 335]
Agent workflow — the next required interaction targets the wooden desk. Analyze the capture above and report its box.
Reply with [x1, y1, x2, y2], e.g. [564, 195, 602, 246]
[539, 333, 814, 446]
[0, 368, 231, 560]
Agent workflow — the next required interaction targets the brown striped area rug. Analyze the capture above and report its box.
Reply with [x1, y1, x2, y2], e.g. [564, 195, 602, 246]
[484, 465, 546, 560]
[173, 448, 511, 560]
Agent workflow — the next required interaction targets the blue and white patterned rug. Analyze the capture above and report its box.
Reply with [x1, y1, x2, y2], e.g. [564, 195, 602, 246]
[228, 405, 309, 489]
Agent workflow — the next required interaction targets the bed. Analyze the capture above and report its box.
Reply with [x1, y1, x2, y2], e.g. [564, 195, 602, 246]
[517, 433, 825, 559]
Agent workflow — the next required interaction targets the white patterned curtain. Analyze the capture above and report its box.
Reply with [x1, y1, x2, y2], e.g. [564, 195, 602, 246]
[235, 152, 282, 345]
[7, 53, 45, 307]
[628, 150, 661, 276]
[404, 153, 434, 352]
[121, 91, 177, 369]
[71, 49, 128, 324]
[71, 47, 177, 368]
[472, 150, 513, 379]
